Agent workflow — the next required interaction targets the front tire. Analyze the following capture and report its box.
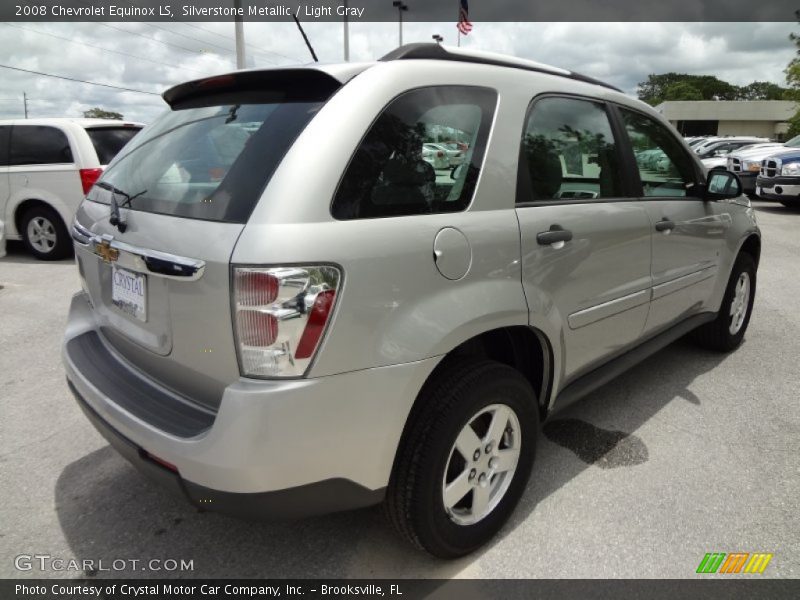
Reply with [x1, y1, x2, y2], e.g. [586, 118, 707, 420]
[21, 205, 72, 260]
[385, 358, 538, 558]
[691, 253, 756, 352]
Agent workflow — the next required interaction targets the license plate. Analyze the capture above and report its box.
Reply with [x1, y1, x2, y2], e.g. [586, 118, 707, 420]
[111, 266, 147, 322]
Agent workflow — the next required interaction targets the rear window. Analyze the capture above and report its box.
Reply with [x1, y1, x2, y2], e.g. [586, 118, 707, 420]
[87, 90, 331, 223]
[85, 127, 141, 165]
[9, 125, 73, 165]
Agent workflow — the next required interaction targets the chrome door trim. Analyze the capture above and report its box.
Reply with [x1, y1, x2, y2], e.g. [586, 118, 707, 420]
[71, 223, 206, 281]
[567, 289, 650, 330]
[651, 266, 716, 301]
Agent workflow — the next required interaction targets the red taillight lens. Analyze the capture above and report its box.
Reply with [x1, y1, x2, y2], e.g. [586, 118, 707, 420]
[295, 290, 336, 359]
[79, 168, 103, 195]
[237, 310, 278, 347]
[235, 271, 279, 306]
[233, 266, 341, 377]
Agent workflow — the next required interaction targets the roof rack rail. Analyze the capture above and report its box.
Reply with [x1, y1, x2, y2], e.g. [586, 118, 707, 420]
[380, 43, 623, 93]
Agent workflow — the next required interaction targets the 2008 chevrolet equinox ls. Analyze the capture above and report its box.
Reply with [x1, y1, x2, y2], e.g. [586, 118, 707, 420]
[63, 44, 760, 558]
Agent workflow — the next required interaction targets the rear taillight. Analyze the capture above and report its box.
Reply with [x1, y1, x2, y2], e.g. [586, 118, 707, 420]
[233, 266, 341, 378]
[79, 168, 103, 195]
[437, 151, 444, 157]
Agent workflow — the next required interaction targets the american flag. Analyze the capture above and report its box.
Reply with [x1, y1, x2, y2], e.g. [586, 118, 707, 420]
[457, 0, 473, 35]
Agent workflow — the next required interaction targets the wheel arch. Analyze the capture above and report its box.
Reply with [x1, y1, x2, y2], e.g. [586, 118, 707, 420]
[405, 326, 554, 435]
[737, 233, 761, 267]
[13, 197, 69, 236]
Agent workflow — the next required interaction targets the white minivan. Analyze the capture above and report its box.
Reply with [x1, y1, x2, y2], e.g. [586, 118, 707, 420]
[0, 118, 142, 259]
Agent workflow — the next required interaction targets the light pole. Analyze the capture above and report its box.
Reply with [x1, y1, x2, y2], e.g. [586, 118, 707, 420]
[432, 34, 443, 45]
[392, 1, 408, 47]
[343, 0, 350, 61]
[234, 0, 246, 68]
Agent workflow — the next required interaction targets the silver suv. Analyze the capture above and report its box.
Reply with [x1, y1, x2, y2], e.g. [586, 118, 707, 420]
[63, 44, 760, 558]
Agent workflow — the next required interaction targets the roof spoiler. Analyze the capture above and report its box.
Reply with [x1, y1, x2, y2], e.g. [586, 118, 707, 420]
[162, 69, 343, 109]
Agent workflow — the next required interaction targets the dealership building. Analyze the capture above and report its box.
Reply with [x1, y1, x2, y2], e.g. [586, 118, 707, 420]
[656, 100, 797, 139]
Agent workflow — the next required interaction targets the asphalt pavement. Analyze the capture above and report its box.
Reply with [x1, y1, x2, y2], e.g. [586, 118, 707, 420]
[0, 200, 798, 579]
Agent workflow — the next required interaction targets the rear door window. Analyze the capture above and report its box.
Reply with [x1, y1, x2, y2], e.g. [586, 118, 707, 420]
[517, 96, 625, 202]
[331, 86, 497, 219]
[9, 125, 73, 165]
[85, 127, 141, 165]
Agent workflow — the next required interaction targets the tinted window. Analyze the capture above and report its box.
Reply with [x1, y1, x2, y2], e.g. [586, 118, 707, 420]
[518, 97, 623, 202]
[10, 125, 73, 165]
[0, 126, 9, 166]
[85, 127, 141, 165]
[87, 91, 330, 223]
[331, 86, 497, 220]
[622, 109, 699, 198]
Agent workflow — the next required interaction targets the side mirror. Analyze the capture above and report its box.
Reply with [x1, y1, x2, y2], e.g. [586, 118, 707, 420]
[704, 170, 742, 200]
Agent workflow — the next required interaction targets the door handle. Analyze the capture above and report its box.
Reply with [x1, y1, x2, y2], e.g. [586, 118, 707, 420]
[655, 219, 676, 232]
[536, 224, 573, 247]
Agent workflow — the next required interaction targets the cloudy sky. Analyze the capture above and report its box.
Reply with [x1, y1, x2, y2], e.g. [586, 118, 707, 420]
[0, 21, 796, 123]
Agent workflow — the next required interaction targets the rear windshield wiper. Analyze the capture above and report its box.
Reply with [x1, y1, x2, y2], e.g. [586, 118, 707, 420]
[95, 181, 147, 233]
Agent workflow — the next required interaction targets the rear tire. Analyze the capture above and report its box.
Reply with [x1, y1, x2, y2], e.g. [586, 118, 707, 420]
[691, 253, 756, 352]
[385, 358, 538, 558]
[21, 205, 72, 260]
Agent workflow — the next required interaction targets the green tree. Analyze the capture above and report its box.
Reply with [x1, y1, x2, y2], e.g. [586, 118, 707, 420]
[784, 11, 800, 135]
[83, 107, 123, 120]
[663, 81, 703, 101]
[737, 81, 788, 100]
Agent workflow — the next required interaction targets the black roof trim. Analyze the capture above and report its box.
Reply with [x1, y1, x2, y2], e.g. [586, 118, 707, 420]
[380, 43, 623, 93]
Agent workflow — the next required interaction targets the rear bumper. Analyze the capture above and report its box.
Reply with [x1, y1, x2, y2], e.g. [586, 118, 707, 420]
[755, 176, 800, 202]
[63, 292, 440, 519]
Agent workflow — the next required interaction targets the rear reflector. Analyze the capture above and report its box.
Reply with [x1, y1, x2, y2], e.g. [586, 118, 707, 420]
[79, 168, 103, 195]
[142, 450, 178, 473]
[295, 290, 336, 359]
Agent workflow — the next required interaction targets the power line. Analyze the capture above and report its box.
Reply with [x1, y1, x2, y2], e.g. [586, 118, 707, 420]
[2, 23, 209, 75]
[143, 22, 280, 64]
[97, 23, 230, 60]
[0, 64, 162, 96]
[179, 22, 303, 63]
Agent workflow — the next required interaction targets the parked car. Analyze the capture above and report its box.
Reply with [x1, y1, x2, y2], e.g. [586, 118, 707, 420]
[755, 150, 800, 207]
[422, 143, 451, 169]
[63, 44, 760, 558]
[0, 118, 142, 260]
[435, 142, 466, 166]
[701, 142, 783, 170]
[727, 134, 800, 196]
[695, 137, 768, 159]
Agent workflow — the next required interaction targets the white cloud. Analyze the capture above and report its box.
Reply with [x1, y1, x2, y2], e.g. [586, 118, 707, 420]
[0, 21, 796, 123]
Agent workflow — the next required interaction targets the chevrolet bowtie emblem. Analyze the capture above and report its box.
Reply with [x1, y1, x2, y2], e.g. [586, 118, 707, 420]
[94, 239, 119, 264]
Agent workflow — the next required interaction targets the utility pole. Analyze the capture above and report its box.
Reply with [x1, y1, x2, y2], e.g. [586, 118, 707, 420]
[392, 1, 408, 47]
[343, 0, 350, 61]
[234, 0, 246, 68]
[23, 92, 28, 119]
